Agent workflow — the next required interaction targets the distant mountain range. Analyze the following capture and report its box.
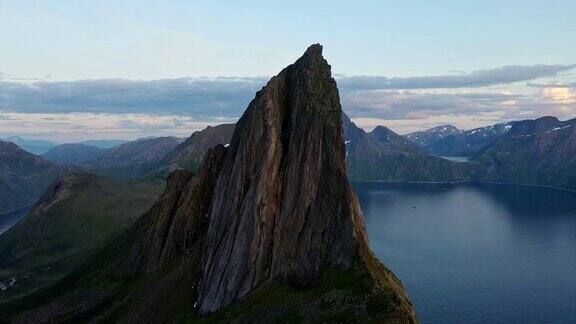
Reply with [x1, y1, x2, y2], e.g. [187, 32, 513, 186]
[0, 141, 68, 214]
[41, 137, 182, 179]
[0, 137, 179, 215]
[406, 122, 514, 157]
[42, 143, 108, 165]
[405, 124, 462, 149]
[344, 115, 474, 182]
[152, 124, 235, 176]
[0, 137, 129, 156]
[474, 116, 576, 189]
[81, 137, 182, 179]
[6, 114, 576, 204]
[0, 137, 58, 155]
[78, 139, 129, 148]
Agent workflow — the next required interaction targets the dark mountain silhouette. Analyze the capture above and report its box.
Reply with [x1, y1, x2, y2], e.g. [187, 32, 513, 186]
[0, 174, 164, 304]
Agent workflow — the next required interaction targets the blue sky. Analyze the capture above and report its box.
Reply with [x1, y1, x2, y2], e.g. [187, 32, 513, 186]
[1, 0, 575, 141]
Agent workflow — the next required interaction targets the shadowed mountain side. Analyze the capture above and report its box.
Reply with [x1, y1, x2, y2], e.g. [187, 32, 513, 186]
[82, 137, 180, 179]
[343, 116, 476, 182]
[0, 141, 69, 214]
[150, 124, 235, 176]
[474, 116, 576, 189]
[0, 173, 165, 304]
[42, 144, 107, 165]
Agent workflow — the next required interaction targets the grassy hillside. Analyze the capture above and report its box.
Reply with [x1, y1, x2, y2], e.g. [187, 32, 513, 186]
[0, 173, 165, 304]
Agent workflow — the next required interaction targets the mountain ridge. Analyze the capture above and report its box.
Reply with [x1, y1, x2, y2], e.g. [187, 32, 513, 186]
[0, 141, 68, 214]
[474, 116, 576, 189]
[405, 122, 514, 157]
[1, 44, 417, 323]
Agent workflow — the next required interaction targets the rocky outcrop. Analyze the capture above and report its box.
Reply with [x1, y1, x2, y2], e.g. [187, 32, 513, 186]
[3, 44, 417, 323]
[124, 146, 226, 277]
[199, 43, 367, 313]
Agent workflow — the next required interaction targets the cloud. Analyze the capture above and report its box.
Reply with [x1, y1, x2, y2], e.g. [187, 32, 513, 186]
[0, 112, 236, 142]
[338, 64, 576, 90]
[0, 77, 267, 117]
[341, 90, 525, 119]
[1, 63, 575, 138]
[526, 81, 576, 88]
[1, 64, 573, 117]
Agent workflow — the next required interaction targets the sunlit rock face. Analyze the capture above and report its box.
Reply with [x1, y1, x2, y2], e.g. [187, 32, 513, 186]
[198, 44, 361, 313]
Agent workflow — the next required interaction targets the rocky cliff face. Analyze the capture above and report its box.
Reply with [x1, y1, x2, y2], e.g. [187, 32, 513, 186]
[4, 45, 416, 323]
[198, 43, 366, 314]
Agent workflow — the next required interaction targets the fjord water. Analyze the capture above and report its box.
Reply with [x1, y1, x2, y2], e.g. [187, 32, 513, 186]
[0, 208, 29, 236]
[353, 182, 576, 323]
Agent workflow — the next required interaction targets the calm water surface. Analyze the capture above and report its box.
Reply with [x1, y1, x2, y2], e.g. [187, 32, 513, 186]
[353, 182, 576, 324]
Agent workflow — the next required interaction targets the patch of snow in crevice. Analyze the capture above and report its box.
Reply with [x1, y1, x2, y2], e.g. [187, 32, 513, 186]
[545, 125, 572, 133]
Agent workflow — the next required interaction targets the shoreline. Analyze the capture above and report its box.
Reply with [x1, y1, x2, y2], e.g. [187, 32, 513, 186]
[350, 179, 576, 193]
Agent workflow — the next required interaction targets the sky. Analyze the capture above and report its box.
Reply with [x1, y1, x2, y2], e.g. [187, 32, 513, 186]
[1, 0, 575, 142]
